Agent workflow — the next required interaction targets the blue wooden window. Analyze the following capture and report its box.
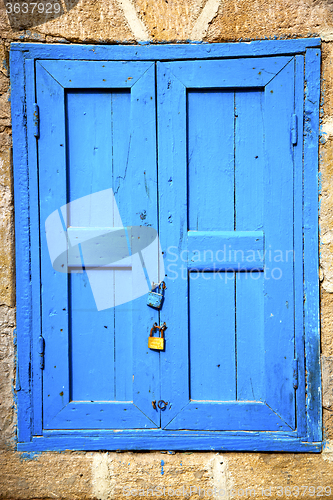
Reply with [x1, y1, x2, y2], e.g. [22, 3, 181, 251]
[11, 39, 321, 451]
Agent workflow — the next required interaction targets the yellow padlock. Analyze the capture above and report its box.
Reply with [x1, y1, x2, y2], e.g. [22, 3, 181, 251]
[148, 323, 167, 350]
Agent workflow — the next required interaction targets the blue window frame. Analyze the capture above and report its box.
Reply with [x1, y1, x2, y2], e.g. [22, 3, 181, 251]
[11, 39, 321, 452]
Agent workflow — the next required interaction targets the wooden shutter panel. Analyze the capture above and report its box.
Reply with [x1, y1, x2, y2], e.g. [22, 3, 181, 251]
[157, 57, 300, 431]
[37, 60, 161, 429]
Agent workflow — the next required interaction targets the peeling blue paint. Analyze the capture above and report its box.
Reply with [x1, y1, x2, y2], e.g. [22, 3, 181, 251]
[19, 30, 44, 40]
[161, 460, 164, 475]
[20, 451, 41, 462]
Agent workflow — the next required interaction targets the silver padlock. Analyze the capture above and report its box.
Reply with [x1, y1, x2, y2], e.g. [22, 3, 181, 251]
[147, 281, 166, 309]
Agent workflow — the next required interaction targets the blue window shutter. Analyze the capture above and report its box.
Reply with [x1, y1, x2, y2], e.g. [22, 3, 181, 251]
[37, 60, 161, 429]
[158, 58, 299, 431]
[11, 41, 321, 451]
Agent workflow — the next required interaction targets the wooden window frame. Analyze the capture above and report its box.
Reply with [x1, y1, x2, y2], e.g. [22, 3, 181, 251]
[11, 39, 321, 452]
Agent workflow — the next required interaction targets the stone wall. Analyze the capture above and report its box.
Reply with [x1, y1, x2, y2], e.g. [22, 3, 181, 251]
[1, 1, 333, 498]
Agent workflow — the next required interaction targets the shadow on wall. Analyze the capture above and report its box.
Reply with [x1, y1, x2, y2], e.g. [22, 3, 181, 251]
[314, 0, 333, 8]
[1, 0, 80, 29]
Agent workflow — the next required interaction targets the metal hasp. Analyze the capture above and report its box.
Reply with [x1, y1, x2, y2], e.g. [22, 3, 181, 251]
[148, 322, 167, 350]
[38, 335, 45, 370]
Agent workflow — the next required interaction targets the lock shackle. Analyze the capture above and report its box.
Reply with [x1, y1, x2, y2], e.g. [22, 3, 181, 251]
[149, 322, 167, 339]
[149, 323, 159, 338]
[151, 281, 166, 292]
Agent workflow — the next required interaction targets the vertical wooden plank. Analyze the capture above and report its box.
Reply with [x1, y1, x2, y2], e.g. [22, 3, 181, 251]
[157, 63, 189, 428]
[26, 59, 43, 434]
[11, 48, 33, 443]
[66, 90, 114, 203]
[189, 273, 236, 401]
[304, 48, 321, 442]
[128, 64, 160, 425]
[70, 270, 115, 401]
[294, 55, 307, 437]
[111, 91, 134, 403]
[187, 90, 234, 231]
[235, 90, 265, 402]
[235, 90, 264, 231]
[66, 90, 115, 401]
[114, 269, 133, 401]
[263, 60, 295, 429]
[36, 63, 70, 425]
[236, 273, 264, 401]
[187, 88, 236, 403]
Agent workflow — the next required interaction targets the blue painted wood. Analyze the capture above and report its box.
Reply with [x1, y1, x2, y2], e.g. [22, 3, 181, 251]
[10, 38, 321, 62]
[26, 59, 43, 436]
[187, 90, 234, 231]
[234, 89, 265, 403]
[11, 40, 322, 450]
[235, 90, 264, 232]
[263, 59, 296, 429]
[294, 55, 307, 437]
[164, 57, 293, 88]
[189, 274, 236, 401]
[70, 272, 116, 401]
[304, 48, 321, 443]
[10, 47, 33, 443]
[36, 62, 70, 427]
[187, 231, 264, 270]
[40, 428, 297, 437]
[66, 89, 116, 402]
[111, 90, 135, 404]
[236, 274, 265, 401]
[166, 402, 292, 431]
[37, 60, 160, 428]
[17, 431, 321, 452]
[44, 402, 154, 429]
[159, 57, 298, 433]
[157, 62, 189, 429]
[125, 64, 161, 426]
[37, 60, 153, 88]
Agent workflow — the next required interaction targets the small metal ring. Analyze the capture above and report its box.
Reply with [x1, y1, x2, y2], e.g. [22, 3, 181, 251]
[157, 400, 168, 410]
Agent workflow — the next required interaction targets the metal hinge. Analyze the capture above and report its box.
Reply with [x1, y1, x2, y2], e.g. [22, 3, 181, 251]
[38, 335, 45, 370]
[33, 103, 39, 138]
[293, 358, 298, 389]
[291, 114, 298, 145]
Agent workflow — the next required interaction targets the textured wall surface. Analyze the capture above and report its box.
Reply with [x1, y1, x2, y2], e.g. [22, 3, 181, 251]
[1, 0, 333, 498]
